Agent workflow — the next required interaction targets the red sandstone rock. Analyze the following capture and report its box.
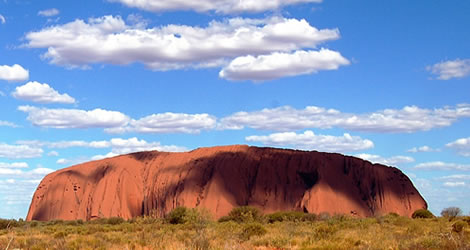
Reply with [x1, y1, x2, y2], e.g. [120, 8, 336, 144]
[26, 145, 427, 221]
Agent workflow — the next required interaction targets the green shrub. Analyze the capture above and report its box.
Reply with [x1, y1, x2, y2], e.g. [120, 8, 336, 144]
[452, 220, 466, 233]
[412, 209, 434, 219]
[302, 213, 317, 222]
[166, 207, 189, 224]
[65, 219, 85, 226]
[266, 211, 305, 223]
[105, 217, 125, 225]
[314, 223, 337, 239]
[0, 219, 18, 229]
[462, 216, 470, 225]
[53, 231, 68, 239]
[219, 206, 262, 223]
[239, 223, 267, 241]
[387, 212, 400, 217]
[47, 219, 64, 225]
[266, 211, 317, 223]
[217, 215, 232, 223]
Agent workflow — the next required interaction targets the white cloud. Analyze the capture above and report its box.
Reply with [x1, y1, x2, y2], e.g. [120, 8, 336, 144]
[17, 105, 216, 134]
[107, 113, 217, 134]
[38, 8, 59, 17]
[25, 16, 340, 75]
[18, 106, 130, 129]
[91, 152, 118, 161]
[427, 59, 470, 80]
[407, 146, 439, 153]
[47, 151, 59, 157]
[446, 137, 470, 157]
[109, 0, 321, 14]
[439, 174, 470, 181]
[0, 143, 43, 159]
[414, 161, 470, 171]
[443, 182, 466, 187]
[0, 162, 28, 168]
[0, 14, 5, 24]
[245, 130, 373, 153]
[18, 140, 107, 149]
[20, 137, 186, 156]
[220, 103, 470, 133]
[0, 64, 29, 82]
[0, 167, 54, 178]
[106, 137, 187, 153]
[219, 49, 349, 81]
[0, 91, 5, 96]
[0, 121, 18, 128]
[355, 154, 414, 166]
[54, 137, 187, 165]
[12, 81, 75, 104]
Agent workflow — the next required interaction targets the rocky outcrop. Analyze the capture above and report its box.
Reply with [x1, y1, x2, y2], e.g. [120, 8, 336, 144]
[26, 145, 427, 221]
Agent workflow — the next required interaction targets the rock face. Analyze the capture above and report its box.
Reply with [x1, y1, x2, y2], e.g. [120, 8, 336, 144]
[27, 145, 427, 221]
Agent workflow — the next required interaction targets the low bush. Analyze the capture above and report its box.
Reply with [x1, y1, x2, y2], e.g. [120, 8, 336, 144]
[412, 209, 434, 219]
[219, 206, 262, 223]
[105, 217, 125, 225]
[0, 219, 18, 229]
[239, 223, 267, 241]
[166, 207, 189, 224]
[302, 213, 317, 222]
[441, 207, 462, 220]
[165, 207, 212, 226]
[266, 211, 305, 223]
[452, 220, 466, 233]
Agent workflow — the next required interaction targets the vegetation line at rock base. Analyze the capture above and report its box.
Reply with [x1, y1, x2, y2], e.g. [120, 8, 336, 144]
[0, 207, 469, 249]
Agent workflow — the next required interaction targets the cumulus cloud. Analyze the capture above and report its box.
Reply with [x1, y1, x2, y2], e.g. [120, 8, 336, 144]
[355, 154, 414, 166]
[17, 105, 216, 134]
[18, 106, 130, 129]
[219, 49, 349, 81]
[0, 64, 29, 82]
[407, 146, 439, 153]
[50, 137, 187, 165]
[25, 15, 340, 79]
[443, 182, 466, 187]
[38, 8, 59, 17]
[47, 151, 59, 157]
[12, 81, 75, 104]
[0, 162, 28, 168]
[107, 113, 217, 134]
[0, 143, 43, 159]
[0, 167, 54, 178]
[109, 0, 321, 14]
[220, 103, 470, 133]
[246, 130, 373, 153]
[0, 14, 5, 24]
[19, 137, 187, 154]
[439, 174, 470, 181]
[446, 137, 470, 157]
[0, 121, 18, 128]
[427, 59, 470, 80]
[414, 161, 470, 171]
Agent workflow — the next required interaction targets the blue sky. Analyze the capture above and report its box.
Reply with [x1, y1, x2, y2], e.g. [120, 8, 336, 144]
[1, 0, 470, 219]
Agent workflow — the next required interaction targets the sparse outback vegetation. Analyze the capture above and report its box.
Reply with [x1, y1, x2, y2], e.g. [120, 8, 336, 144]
[441, 207, 463, 220]
[0, 208, 469, 249]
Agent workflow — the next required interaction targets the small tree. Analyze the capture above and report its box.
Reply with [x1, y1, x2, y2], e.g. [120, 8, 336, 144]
[441, 207, 462, 220]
